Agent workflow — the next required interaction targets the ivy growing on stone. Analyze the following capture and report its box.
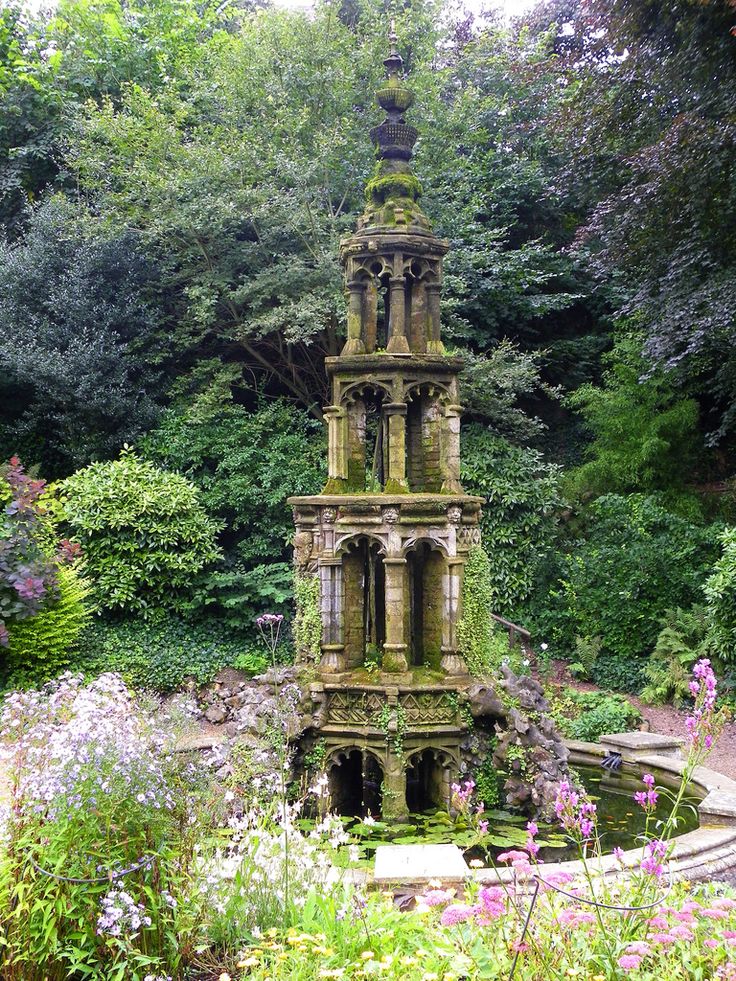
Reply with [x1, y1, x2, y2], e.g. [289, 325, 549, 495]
[293, 572, 322, 662]
[457, 545, 509, 676]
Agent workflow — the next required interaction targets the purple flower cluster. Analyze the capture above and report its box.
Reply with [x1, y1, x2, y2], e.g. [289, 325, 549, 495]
[450, 779, 475, 808]
[640, 839, 668, 877]
[554, 779, 597, 840]
[634, 773, 659, 813]
[0, 673, 176, 819]
[686, 658, 720, 754]
[96, 888, 151, 937]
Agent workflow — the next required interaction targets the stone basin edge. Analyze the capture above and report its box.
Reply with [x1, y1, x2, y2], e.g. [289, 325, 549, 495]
[470, 737, 736, 889]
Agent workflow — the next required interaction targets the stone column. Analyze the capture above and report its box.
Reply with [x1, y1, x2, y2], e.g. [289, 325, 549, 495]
[440, 403, 464, 494]
[363, 278, 378, 353]
[323, 405, 347, 480]
[319, 558, 346, 673]
[342, 280, 366, 355]
[381, 688, 409, 820]
[382, 556, 408, 672]
[440, 557, 468, 675]
[386, 276, 410, 353]
[409, 278, 427, 352]
[426, 283, 443, 353]
[383, 402, 408, 492]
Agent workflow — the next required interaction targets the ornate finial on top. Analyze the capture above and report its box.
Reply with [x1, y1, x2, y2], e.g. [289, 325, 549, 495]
[356, 24, 432, 233]
[384, 18, 402, 74]
[369, 24, 417, 166]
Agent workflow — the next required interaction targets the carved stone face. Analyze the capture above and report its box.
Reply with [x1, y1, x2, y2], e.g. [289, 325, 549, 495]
[294, 530, 314, 568]
[322, 507, 337, 524]
[446, 504, 463, 525]
[382, 505, 400, 525]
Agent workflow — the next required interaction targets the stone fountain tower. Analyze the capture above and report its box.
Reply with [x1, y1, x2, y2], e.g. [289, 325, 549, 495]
[289, 28, 483, 820]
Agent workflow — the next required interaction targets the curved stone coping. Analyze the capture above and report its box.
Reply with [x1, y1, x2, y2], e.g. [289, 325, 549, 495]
[471, 738, 736, 889]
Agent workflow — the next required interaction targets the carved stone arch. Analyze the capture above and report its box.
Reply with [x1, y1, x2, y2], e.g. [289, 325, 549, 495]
[327, 744, 383, 768]
[406, 744, 459, 769]
[342, 379, 391, 406]
[335, 532, 389, 557]
[406, 744, 457, 811]
[402, 534, 448, 557]
[327, 744, 384, 816]
[403, 380, 451, 404]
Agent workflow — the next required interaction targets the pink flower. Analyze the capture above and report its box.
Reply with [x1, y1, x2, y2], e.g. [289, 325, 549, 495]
[526, 821, 538, 836]
[702, 908, 728, 920]
[705, 939, 720, 949]
[650, 933, 676, 946]
[625, 942, 651, 956]
[618, 954, 642, 970]
[440, 903, 477, 926]
[713, 899, 736, 911]
[497, 850, 530, 864]
[668, 925, 694, 941]
[418, 889, 454, 908]
[647, 915, 668, 929]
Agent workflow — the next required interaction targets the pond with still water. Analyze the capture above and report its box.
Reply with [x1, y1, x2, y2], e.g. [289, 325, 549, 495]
[314, 766, 700, 868]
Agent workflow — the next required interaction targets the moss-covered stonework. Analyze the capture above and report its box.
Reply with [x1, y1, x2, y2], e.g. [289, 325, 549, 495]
[287, 28, 553, 821]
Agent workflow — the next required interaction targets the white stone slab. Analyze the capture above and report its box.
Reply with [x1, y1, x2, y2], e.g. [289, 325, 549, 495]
[374, 844, 468, 883]
[600, 732, 685, 761]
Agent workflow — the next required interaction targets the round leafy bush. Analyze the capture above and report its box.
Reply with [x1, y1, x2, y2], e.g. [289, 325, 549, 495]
[57, 449, 222, 615]
[141, 399, 325, 565]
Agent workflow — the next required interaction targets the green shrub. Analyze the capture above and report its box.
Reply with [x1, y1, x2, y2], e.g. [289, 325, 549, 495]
[546, 688, 641, 743]
[3, 565, 92, 688]
[535, 494, 720, 666]
[704, 526, 736, 665]
[73, 617, 257, 692]
[565, 331, 702, 510]
[460, 427, 562, 616]
[180, 560, 294, 633]
[641, 606, 711, 707]
[589, 653, 648, 694]
[457, 545, 511, 675]
[57, 448, 222, 615]
[141, 399, 325, 565]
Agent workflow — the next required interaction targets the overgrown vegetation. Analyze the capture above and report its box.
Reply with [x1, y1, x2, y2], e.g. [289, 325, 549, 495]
[1, 0, 736, 702]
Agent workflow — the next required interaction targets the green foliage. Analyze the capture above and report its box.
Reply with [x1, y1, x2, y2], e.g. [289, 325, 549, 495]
[457, 545, 510, 676]
[294, 572, 321, 662]
[642, 606, 711, 707]
[546, 687, 641, 743]
[3, 564, 91, 688]
[73, 616, 253, 692]
[536, 494, 720, 665]
[181, 561, 294, 633]
[589, 653, 648, 695]
[57, 449, 221, 615]
[460, 426, 562, 616]
[142, 399, 325, 565]
[0, 198, 162, 476]
[474, 749, 500, 810]
[566, 332, 701, 506]
[569, 635, 602, 681]
[704, 526, 736, 665]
